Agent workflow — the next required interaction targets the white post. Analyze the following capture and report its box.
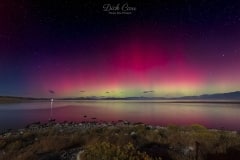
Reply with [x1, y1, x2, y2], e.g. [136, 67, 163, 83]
[50, 98, 54, 120]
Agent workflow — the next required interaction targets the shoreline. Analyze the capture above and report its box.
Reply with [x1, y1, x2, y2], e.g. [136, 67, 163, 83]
[1, 120, 239, 136]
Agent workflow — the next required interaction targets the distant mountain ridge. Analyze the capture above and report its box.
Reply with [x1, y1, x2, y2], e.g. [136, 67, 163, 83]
[1, 91, 240, 101]
[195, 91, 240, 100]
[0, 96, 48, 103]
[68, 91, 240, 100]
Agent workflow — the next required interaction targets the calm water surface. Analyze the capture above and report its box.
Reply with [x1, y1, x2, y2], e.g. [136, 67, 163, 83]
[0, 100, 240, 132]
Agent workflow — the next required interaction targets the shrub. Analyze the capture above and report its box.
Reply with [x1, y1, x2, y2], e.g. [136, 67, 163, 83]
[0, 140, 6, 149]
[189, 124, 207, 132]
[80, 141, 154, 160]
[6, 140, 22, 151]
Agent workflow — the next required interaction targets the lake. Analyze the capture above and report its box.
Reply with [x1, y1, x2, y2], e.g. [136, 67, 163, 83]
[0, 100, 240, 132]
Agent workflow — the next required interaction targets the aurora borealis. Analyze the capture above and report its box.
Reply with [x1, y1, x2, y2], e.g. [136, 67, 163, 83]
[1, 0, 240, 98]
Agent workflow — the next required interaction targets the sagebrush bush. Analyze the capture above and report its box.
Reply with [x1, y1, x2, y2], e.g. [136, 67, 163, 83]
[81, 141, 155, 160]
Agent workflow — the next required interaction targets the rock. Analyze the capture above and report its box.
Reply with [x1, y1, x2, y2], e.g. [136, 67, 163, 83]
[130, 131, 137, 139]
[76, 150, 84, 160]
[146, 125, 153, 130]
[182, 146, 194, 155]
[130, 131, 136, 136]
[123, 121, 130, 125]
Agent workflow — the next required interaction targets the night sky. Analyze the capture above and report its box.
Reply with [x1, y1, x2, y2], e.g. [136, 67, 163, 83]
[1, 0, 240, 98]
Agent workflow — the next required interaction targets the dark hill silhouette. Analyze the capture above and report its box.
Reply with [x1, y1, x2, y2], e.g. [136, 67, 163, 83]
[1, 91, 240, 101]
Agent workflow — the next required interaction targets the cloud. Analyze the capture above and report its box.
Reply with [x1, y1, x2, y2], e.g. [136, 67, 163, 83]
[80, 90, 85, 93]
[49, 90, 55, 94]
[105, 91, 110, 94]
[143, 90, 154, 94]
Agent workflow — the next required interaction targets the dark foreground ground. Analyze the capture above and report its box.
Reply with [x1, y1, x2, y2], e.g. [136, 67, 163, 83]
[0, 121, 240, 160]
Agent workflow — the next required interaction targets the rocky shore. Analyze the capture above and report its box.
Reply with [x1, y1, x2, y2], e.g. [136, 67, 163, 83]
[0, 120, 140, 137]
[0, 120, 240, 160]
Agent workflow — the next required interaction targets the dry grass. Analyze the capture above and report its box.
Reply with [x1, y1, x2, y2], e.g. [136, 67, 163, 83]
[0, 124, 240, 160]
